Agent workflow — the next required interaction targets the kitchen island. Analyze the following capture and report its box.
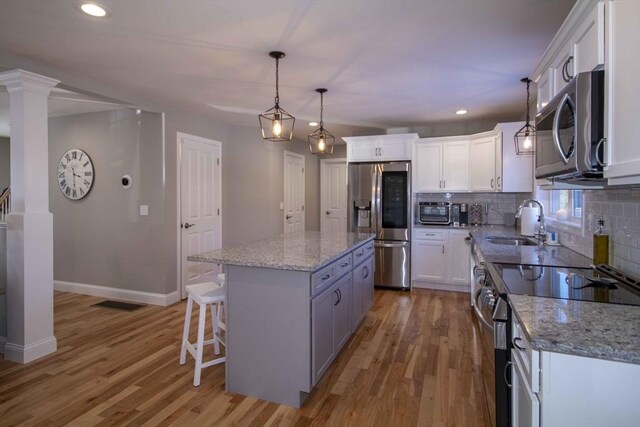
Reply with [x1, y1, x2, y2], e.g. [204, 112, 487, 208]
[188, 231, 375, 407]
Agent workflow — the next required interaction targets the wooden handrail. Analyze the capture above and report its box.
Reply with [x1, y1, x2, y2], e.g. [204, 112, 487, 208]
[0, 186, 10, 222]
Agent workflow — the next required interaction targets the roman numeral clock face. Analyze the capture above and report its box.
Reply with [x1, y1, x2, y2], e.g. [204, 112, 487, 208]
[57, 148, 94, 200]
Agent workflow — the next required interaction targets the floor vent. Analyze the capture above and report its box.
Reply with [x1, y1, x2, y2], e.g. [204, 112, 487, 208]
[92, 300, 145, 311]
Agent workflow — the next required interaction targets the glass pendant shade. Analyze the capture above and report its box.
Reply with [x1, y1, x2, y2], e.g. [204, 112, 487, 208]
[308, 88, 335, 155]
[514, 77, 536, 155]
[259, 51, 295, 142]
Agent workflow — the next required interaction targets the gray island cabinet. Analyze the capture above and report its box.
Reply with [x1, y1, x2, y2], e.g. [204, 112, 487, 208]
[188, 231, 375, 407]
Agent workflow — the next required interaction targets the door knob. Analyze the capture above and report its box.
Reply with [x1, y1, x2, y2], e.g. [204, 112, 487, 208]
[183, 223, 195, 229]
[285, 214, 292, 220]
[325, 211, 331, 215]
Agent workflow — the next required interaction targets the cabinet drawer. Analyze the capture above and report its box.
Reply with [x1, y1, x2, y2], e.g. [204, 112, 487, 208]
[312, 263, 337, 296]
[334, 253, 352, 280]
[414, 229, 447, 241]
[511, 318, 539, 392]
[352, 240, 374, 266]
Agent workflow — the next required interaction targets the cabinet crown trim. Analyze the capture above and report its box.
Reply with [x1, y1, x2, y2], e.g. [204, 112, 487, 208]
[342, 133, 418, 145]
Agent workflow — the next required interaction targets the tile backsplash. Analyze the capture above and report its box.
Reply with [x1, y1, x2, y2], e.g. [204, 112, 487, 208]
[415, 192, 528, 226]
[546, 187, 640, 278]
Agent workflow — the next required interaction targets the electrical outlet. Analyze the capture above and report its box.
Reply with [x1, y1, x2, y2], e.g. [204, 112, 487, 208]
[140, 205, 149, 216]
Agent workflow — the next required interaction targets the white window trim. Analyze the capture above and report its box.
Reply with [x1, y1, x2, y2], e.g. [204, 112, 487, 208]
[535, 187, 586, 237]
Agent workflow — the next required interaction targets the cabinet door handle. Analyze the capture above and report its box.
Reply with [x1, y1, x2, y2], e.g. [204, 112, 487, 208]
[563, 56, 574, 83]
[442, 245, 445, 254]
[355, 252, 363, 258]
[490, 178, 494, 188]
[321, 274, 331, 281]
[379, 147, 383, 157]
[443, 180, 446, 188]
[340, 262, 349, 268]
[513, 337, 526, 351]
[504, 361, 513, 388]
[497, 176, 501, 188]
[363, 266, 369, 279]
[334, 290, 339, 306]
[439, 180, 442, 189]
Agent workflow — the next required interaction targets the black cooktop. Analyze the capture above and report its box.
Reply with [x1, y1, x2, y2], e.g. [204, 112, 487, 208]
[492, 263, 640, 306]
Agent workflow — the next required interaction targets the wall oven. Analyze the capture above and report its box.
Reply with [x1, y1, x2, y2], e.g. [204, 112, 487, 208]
[535, 70, 605, 181]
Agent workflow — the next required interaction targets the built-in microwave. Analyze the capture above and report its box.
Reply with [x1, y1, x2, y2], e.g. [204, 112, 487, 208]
[535, 70, 605, 181]
[417, 201, 451, 225]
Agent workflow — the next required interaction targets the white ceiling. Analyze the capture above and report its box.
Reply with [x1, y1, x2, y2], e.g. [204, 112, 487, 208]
[0, 0, 575, 139]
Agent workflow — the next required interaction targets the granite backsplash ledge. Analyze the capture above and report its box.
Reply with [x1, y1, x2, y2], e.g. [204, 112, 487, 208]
[414, 192, 529, 226]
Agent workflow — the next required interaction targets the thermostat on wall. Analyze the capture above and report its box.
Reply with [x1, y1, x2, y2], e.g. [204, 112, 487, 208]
[121, 175, 132, 189]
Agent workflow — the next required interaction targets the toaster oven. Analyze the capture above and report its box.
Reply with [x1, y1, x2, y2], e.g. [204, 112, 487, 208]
[418, 201, 451, 225]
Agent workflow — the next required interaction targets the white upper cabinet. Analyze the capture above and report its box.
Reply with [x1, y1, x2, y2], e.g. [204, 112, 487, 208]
[605, 0, 640, 185]
[343, 133, 417, 162]
[414, 142, 442, 192]
[470, 136, 496, 191]
[496, 122, 533, 193]
[442, 141, 470, 191]
[414, 137, 469, 193]
[532, 1, 605, 104]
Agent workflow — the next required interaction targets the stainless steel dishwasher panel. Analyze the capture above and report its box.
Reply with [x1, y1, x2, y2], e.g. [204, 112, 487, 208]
[374, 240, 410, 289]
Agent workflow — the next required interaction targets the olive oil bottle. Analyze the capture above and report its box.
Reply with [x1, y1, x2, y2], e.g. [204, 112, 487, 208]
[593, 217, 609, 265]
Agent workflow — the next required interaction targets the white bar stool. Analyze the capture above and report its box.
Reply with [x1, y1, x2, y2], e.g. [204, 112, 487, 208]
[179, 282, 226, 386]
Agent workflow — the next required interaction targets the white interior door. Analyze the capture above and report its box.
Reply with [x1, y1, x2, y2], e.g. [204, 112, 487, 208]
[321, 158, 347, 233]
[180, 133, 222, 298]
[284, 151, 305, 234]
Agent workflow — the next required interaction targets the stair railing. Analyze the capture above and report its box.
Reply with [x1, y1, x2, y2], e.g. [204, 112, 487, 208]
[0, 187, 10, 223]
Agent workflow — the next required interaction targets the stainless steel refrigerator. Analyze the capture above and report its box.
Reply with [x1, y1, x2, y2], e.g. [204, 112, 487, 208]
[348, 162, 411, 289]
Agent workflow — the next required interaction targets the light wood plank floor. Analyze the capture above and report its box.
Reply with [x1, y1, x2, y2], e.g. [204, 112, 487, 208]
[0, 289, 490, 426]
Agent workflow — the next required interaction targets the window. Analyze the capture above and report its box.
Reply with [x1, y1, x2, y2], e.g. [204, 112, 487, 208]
[549, 190, 583, 224]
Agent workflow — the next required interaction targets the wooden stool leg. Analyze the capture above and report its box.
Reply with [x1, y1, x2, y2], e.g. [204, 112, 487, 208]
[193, 302, 207, 387]
[179, 296, 193, 365]
[210, 303, 220, 355]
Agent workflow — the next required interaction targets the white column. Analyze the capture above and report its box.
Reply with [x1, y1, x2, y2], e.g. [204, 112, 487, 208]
[0, 69, 60, 363]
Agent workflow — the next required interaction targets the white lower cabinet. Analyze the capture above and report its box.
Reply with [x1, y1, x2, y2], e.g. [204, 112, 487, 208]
[510, 313, 640, 427]
[511, 349, 540, 427]
[412, 228, 470, 291]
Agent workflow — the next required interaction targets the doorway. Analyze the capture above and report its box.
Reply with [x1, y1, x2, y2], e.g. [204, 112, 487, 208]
[320, 158, 347, 233]
[178, 132, 222, 299]
[283, 151, 305, 234]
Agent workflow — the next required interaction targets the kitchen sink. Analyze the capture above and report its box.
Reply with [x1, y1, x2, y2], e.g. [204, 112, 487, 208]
[485, 236, 538, 246]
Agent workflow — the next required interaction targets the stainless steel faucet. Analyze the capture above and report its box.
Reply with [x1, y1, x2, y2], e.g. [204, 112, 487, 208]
[516, 199, 546, 244]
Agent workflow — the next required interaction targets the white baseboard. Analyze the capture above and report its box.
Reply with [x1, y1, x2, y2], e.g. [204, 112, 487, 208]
[54, 281, 181, 307]
[0, 336, 6, 354]
[412, 281, 470, 292]
[4, 336, 57, 364]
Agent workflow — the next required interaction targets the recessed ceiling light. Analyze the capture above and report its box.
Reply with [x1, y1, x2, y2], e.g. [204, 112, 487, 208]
[309, 121, 318, 127]
[77, 2, 110, 17]
[456, 109, 468, 115]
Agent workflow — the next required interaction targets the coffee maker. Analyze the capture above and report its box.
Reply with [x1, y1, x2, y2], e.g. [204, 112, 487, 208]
[459, 203, 469, 226]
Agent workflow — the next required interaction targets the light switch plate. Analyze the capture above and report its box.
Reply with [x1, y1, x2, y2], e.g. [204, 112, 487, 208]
[280, 201, 284, 210]
[139, 205, 149, 216]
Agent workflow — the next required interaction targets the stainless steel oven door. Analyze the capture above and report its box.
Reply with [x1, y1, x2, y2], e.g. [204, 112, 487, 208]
[474, 286, 497, 426]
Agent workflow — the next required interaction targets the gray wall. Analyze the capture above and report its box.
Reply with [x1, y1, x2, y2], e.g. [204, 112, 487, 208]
[0, 137, 9, 191]
[49, 109, 166, 293]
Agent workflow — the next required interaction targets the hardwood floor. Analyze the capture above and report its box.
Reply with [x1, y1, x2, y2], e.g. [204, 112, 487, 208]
[0, 289, 491, 426]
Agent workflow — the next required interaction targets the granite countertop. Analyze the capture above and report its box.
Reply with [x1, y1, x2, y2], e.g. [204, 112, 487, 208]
[469, 225, 592, 268]
[509, 294, 640, 364]
[188, 231, 374, 272]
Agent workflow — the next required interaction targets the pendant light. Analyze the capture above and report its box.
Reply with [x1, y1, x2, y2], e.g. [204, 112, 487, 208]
[259, 51, 295, 141]
[308, 88, 335, 156]
[514, 77, 536, 155]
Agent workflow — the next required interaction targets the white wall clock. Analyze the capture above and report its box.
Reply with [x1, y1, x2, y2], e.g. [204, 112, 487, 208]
[57, 148, 94, 200]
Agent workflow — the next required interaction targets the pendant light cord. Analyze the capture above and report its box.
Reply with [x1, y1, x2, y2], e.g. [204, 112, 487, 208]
[319, 91, 324, 127]
[525, 78, 531, 126]
[274, 57, 280, 107]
